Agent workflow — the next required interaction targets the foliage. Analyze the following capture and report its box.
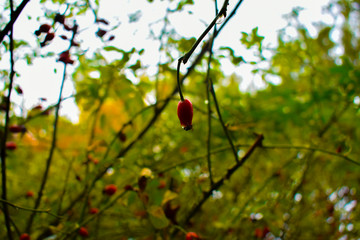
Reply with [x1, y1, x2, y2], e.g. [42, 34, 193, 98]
[0, 0, 360, 239]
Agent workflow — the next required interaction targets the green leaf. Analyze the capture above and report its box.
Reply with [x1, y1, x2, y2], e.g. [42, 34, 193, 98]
[147, 206, 169, 229]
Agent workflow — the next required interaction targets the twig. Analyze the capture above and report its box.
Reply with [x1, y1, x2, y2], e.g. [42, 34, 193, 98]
[59, 190, 129, 240]
[209, 77, 239, 163]
[183, 134, 264, 226]
[26, 23, 79, 233]
[0, 198, 62, 218]
[26, 63, 68, 233]
[262, 145, 360, 166]
[181, 0, 229, 64]
[57, 158, 74, 215]
[1, 0, 16, 238]
[176, 0, 229, 101]
[0, 0, 30, 44]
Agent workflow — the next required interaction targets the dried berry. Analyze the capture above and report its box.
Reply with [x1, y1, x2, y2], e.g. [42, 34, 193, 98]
[124, 184, 133, 191]
[15, 85, 23, 95]
[54, 14, 65, 24]
[44, 32, 55, 42]
[118, 131, 126, 142]
[58, 51, 74, 65]
[177, 99, 193, 131]
[96, 29, 107, 38]
[39, 24, 51, 33]
[96, 18, 109, 25]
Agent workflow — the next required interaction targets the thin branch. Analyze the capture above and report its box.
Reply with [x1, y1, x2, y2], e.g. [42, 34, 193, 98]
[0, 0, 30, 44]
[209, 78, 239, 163]
[181, 0, 229, 64]
[1, 0, 16, 238]
[26, 63, 68, 233]
[177, 56, 185, 101]
[26, 23, 79, 233]
[176, 0, 228, 101]
[57, 158, 74, 215]
[182, 134, 264, 226]
[0, 199, 62, 218]
[59, 190, 129, 240]
[262, 145, 360, 166]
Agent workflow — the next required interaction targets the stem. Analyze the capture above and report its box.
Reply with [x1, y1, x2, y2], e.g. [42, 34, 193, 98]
[177, 134, 264, 232]
[26, 64, 68, 233]
[177, 57, 185, 101]
[209, 78, 239, 163]
[0, 0, 30, 44]
[0, 198, 61, 218]
[181, 0, 229, 64]
[176, 0, 229, 100]
[1, 0, 16, 238]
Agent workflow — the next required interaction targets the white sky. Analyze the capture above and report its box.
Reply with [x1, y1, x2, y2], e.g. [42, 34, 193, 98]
[1, 0, 332, 123]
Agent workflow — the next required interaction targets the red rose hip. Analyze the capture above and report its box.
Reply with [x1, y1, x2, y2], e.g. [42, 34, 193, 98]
[103, 184, 117, 196]
[20, 233, 31, 240]
[6, 141, 17, 150]
[177, 99, 193, 131]
[78, 227, 89, 237]
[186, 232, 199, 240]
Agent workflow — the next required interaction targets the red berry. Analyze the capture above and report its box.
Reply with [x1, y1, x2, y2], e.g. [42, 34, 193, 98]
[89, 207, 99, 214]
[39, 24, 51, 33]
[78, 227, 89, 237]
[6, 141, 17, 150]
[177, 99, 193, 131]
[262, 226, 270, 237]
[9, 124, 24, 133]
[118, 131, 126, 142]
[103, 184, 117, 196]
[186, 232, 199, 240]
[20, 233, 30, 240]
[124, 184, 133, 191]
[157, 180, 166, 189]
[26, 191, 34, 198]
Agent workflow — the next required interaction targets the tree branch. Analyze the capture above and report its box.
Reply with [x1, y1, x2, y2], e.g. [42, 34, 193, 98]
[182, 134, 264, 225]
[0, 0, 30, 44]
[1, 0, 16, 238]
[26, 23, 79, 233]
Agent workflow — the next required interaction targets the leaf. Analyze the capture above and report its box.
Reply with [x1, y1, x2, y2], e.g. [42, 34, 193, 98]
[161, 190, 178, 206]
[147, 206, 169, 229]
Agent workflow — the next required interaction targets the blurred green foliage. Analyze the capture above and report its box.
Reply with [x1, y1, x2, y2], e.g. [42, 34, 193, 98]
[0, 0, 360, 239]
